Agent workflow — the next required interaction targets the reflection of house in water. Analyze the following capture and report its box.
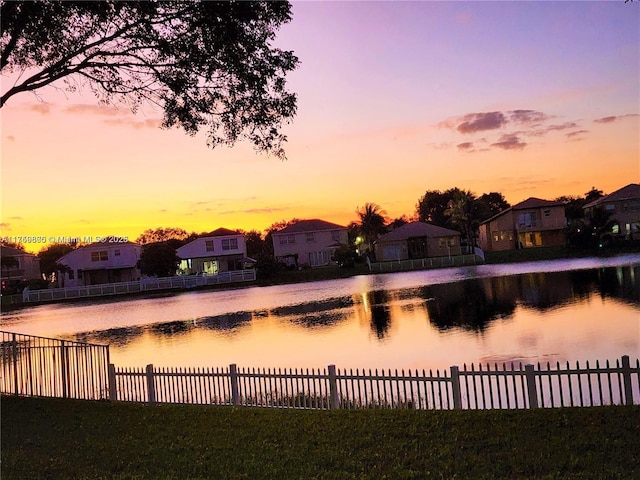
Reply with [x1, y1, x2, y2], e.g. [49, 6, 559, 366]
[421, 280, 516, 332]
[76, 326, 145, 347]
[197, 312, 253, 332]
[517, 272, 575, 311]
[268, 297, 353, 329]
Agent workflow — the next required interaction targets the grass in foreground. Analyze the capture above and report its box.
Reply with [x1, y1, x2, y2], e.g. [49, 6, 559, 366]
[2, 395, 639, 480]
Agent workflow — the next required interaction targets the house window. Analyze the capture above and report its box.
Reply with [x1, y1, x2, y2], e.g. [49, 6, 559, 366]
[543, 209, 551, 217]
[279, 236, 288, 245]
[205, 240, 214, 252]
[605, 204, 615, 212]
[288, 234, 296, 244]
[222, 238, 238, 251]
[518, 212, 537, 228]
[499, 230, 513, 241]
[306, 232, 315, 243]
[91, 251, 108, 261]
[114, 249, 121, 256]
[78, 270, 83, 279]
[331, 230, 341, 242]
[492, 231, 499, 242]
[68, 270, 74, 280]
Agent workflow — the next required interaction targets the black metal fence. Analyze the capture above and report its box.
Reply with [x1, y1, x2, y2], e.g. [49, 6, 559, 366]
[0, 331, 110, 400]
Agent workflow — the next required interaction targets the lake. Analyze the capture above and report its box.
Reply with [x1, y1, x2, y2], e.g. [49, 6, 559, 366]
[1, 255, 639, 371]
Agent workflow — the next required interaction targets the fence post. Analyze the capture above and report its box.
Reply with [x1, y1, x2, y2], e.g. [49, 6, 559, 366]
[11, 333, 19, 395]
[108, 364, 117, 401]
[525, 364, 538, 409]
[229, 364, 240, 406]
[621, 355, 634, 406]
[328, 364, 339, 409]
[145, 364, 156, 404]
[61, 340, 68, 398]
[450, 365, 462, 409]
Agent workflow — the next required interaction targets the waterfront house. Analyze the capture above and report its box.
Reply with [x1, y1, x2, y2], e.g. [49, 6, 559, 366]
[478, 197, 566, 252]
[0, 246, 41, 285]
[583, 183, 640, 241]
[177, 228, 247, 275]
[374, 221, 462, 262]
[58, 242, 141, 287]
[271, 219, 348, 267]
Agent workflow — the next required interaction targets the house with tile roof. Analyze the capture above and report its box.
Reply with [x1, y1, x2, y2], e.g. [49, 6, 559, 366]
[478, 197, 566, 252]
[58, 241, 141, 287]
[177, 228, 247, 275]
[583, 183, 640, 241]
[271, 219, 348, 267]
[374, 222, 462, 262]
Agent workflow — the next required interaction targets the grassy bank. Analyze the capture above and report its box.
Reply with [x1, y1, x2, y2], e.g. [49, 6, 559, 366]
[2, 395, 639, 479]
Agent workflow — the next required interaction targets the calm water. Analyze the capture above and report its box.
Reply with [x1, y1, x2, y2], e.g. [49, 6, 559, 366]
[2, 255, 639, 371]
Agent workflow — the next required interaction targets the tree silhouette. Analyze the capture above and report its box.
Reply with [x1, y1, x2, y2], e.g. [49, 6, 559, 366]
[1, 1, 298, 158]
[445, 189, 476, 250]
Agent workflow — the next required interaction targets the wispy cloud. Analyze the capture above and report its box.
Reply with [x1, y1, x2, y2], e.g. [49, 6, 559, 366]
[5, 135, 15, 141]
[491, 134, 526, 150]
[510, 110, 549, 125]
[64, 104, 123, 116]
[457, 142, 474, 151]
[593, 113, 639, 124]
[0, 223, 11, 231]
[220, 207, 289, 215]
[103, 118, 161, 129]
[29, 103, 52, 115]
[566, 130, 589, 140]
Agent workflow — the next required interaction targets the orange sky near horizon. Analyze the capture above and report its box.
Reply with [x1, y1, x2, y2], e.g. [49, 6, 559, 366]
[1, 1, 639, 254]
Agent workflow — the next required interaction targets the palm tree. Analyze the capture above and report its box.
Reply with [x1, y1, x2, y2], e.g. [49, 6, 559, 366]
[356, 203, 388, 256]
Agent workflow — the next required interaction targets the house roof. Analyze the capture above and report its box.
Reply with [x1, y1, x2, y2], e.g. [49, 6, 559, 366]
[204, 227, 242, 237]
[480, 197, 563, 225]
[0, 246, 36, 257]
[511, 197, 563, 210]
[275, 219, 346, 234]
[583, 183, 640, 209]
[376, 222, 460, 243]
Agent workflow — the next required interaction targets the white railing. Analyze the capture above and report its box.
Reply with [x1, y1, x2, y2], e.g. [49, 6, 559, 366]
[108, 356, 639, 410]
[23, 270, 256, 303]
[370, 254, 483, 273]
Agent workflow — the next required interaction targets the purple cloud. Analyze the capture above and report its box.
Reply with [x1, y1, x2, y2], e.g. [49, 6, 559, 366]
[457, 112, 507, 134]
[491, 134, 527, 150]
[594, 113, 639, 124]
[457, 142, 474, 151]
[510, 110, 549, 125]
[566, 130, 589, 139]
[29, 103, 51, 115]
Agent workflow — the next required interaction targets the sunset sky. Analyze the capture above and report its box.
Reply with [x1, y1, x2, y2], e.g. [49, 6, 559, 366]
[2, 1, 639, 253]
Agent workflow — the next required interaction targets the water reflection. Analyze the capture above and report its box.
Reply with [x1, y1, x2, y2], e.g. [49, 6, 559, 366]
[3, 260, 638, 370]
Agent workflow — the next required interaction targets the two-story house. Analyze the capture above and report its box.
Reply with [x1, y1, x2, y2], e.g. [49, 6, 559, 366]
[374, 222, 462, 261]
[58, 242, 141, 287]
[583, 183, 640, 241]
[0, 245, 42, 285]
[271, 219, 348, 267]
[176, 228, 247, 275]
[478, 198, 566, 252]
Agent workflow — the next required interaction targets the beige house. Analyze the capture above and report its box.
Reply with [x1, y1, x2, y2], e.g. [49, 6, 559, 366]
[374, 222, 462, 261]
[0, 245, 41, 282]
[272, 219, 348, 267]
[583, 183, 640, 240]
[177, 228, 247, 275]
[58, 242, 141, 287]
[478, 198, 566, 252]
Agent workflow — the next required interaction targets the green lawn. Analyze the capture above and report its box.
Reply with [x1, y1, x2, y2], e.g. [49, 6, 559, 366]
[2, 395, 639, 479]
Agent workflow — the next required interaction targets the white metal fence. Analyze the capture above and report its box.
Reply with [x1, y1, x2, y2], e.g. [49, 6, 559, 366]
[370, 254, 483, 273]
[23, 270, 256, 303]
[2, 331, 638, 409]
[109, 356, 639, 410]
